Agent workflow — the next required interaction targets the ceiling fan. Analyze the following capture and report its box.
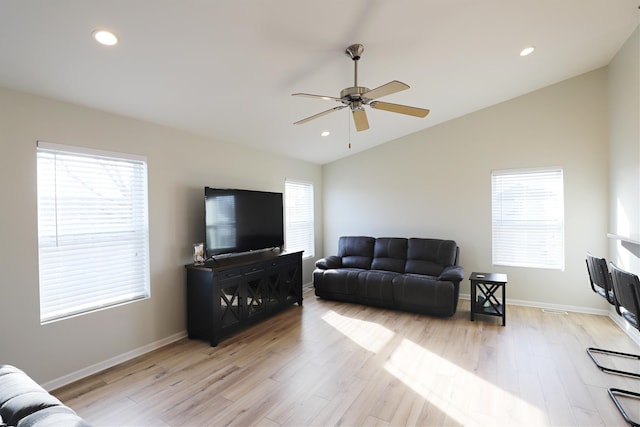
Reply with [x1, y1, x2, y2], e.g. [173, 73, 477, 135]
[292, 44, 430, 132]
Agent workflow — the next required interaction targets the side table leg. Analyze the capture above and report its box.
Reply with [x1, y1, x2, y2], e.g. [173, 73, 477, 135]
[470, 281, 476, 321]
[502, 283, 506, 326]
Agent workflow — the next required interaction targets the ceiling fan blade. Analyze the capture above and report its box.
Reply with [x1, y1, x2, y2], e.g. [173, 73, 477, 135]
[352, 108, 369, 131]
[294, 105, 347, 125]
[292, 93, 343, 102]
[370, 101, 430, 118]
[362, 80, 409, 100]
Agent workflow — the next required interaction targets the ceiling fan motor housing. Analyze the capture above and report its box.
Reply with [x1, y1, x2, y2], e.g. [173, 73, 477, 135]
[340, 86, 370, 110]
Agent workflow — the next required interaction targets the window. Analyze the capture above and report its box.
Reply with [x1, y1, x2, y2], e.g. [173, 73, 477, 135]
[37, 141, 150, 323]
[491, 168, 564, 270]
[285, 179, 314, 258]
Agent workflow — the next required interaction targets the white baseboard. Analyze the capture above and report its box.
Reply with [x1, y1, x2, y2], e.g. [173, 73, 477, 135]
[460, 293, 640, 346]
[459, 293, 609, 316]
[42, 331, 187, 391]
[608, 312, 640, 347]
[45, 286, 314, 391]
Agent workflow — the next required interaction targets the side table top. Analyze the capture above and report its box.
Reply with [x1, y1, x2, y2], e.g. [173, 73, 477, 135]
[470, 272, 508, 283]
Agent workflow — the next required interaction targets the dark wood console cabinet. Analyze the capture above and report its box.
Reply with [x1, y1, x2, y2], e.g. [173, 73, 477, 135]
[185, 250, 303, 346]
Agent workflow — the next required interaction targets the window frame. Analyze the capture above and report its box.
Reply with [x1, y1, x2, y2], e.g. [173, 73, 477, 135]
[284, 179, 315, 259]
[491, 167, 565, 270]
[36, 141, 151, 323]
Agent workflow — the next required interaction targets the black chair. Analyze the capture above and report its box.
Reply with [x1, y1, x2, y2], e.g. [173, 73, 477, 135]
[606, 263, 640, 427]
[586, 253, 616, 305]
[584, 254, 639, 377]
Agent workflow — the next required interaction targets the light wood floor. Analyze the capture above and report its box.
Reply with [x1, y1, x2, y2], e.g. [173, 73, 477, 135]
[53, 288, 640, 426]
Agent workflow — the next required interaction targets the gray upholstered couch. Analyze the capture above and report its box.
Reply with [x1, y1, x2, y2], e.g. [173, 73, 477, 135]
[0, 364, 90, 426]
[313, 236, 464, 317]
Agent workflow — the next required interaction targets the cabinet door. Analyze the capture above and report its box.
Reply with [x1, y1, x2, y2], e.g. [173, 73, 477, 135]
[217, 267, 244, 329]
[244, 266, 267, 321]
[264, 259, 286, 309]
[280, 257, 302, 305]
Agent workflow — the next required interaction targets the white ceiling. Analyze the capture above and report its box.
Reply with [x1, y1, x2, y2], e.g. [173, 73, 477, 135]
[1, 1, 638, 164]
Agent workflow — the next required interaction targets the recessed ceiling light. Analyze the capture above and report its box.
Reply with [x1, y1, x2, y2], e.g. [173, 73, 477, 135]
[92, 30, 118, 46]
[520, 46, 535, 57]
[321, 131, 330, 137]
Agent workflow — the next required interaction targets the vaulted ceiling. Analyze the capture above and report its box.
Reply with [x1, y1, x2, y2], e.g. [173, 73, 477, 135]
[1, 1, 637, 164]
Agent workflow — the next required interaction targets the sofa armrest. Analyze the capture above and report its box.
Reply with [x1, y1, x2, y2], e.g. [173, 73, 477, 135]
[438, 265, 465, 283]
[315, 255, 343, 270]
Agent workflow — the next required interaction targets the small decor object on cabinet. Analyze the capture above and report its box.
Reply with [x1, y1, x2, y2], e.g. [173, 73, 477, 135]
[193, 243, 205, 265]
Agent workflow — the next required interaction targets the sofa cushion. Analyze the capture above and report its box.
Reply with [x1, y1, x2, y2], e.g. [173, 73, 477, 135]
[17, 405, 90, 427]
[356, 270, 399, 305]
[313, 268, 362, 299]
[371, 238, 407, 273]
[392, 274, 456, 316]
[1, 392, 64, 426]
[405, 238, 458, 276]
[338, 236, 375, 269]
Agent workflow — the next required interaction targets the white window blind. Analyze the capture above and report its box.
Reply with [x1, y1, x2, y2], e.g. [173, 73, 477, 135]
[491, 168, 564, 270]
[37, 142, 150, 323]
[285, 179, 314, 258]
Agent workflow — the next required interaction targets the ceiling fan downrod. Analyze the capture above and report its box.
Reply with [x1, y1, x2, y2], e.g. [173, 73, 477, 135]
[345, 44, 364, 88]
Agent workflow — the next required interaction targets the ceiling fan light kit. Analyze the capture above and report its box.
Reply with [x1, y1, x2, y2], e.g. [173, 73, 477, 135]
[293, 44, 430, 132]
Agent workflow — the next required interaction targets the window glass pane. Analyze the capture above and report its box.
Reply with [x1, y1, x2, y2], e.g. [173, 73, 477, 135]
[285, 180, 314, 258]
[491, 168, 564, 270]
[37, 141, 150, 322]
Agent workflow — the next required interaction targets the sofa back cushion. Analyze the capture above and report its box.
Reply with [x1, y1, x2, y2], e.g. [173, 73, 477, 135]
[338, 236, 375, 269]
[405, 238, 458, 276]
[371, 238, 407, 273]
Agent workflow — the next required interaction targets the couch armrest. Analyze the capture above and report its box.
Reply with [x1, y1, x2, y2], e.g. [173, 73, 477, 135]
[438, 265, 465, 283]
[315, 255, 343, 270]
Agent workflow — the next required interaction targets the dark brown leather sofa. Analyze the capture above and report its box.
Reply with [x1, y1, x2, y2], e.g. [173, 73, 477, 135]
[0, 365, 90, 427]
[313, 236, 464, 317]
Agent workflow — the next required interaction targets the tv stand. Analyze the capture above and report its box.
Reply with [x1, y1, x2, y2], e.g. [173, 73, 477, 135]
[185, 250, 303, 346]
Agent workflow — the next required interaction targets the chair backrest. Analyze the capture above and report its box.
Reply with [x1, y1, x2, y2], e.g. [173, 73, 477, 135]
[585, 253, 616, 305]
[609, 262, 640, 331]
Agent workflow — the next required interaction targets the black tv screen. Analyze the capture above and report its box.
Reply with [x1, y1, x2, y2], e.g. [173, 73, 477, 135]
[204, 187, 284, 257]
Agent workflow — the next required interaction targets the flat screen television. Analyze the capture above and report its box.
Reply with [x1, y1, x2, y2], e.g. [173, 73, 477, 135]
[204, 187, 284, 257]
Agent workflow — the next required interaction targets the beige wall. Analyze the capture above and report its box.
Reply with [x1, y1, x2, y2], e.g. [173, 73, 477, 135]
[607, 26, 640, 343]
[0, 86, 322, 386]
[322, 68, 611, 312]
[608, 25, 640, 273]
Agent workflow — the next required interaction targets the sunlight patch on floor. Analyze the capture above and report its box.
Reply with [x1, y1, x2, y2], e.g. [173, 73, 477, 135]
[384, 338, 547, 426]
[321, 310, 394, 353]
[321, 310, 546, 426]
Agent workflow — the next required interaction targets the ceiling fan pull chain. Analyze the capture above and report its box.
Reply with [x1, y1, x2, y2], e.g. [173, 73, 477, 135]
[348, 108, 351, 149]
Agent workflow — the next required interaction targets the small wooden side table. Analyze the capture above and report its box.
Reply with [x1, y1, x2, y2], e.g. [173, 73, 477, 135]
[470, 272, 508, 326]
